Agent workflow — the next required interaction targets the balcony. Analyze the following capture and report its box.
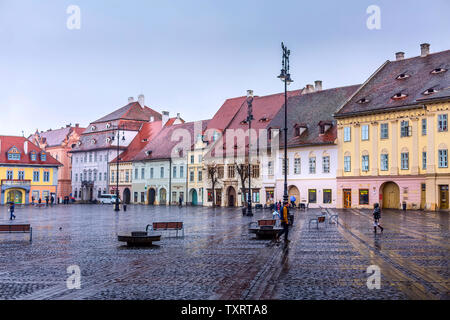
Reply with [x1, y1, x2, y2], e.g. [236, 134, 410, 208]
[1, 179, 31, 187]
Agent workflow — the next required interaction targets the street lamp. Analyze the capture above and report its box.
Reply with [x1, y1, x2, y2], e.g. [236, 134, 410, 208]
[246, 89, 254, 216]
[111, 124, 125, 212]
[278, 42, 293, 206]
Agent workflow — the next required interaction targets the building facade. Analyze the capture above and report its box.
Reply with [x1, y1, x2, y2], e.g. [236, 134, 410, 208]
[0, 136, 61, 205]
[335, 44, 449, 211]
[71, 95, 162, 202]
[29, 124, 84, 201]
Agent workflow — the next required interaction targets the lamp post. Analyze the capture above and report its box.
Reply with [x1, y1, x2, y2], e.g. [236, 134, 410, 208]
[111, 124, 125, 212]
[277, 42, 293, 206]
[246, 89, 254, 216]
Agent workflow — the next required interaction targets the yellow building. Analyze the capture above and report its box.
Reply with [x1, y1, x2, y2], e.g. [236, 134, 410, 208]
[186, 135, 208, 205]
[335, 44, 449, 211]
[0, 136, 61, 205]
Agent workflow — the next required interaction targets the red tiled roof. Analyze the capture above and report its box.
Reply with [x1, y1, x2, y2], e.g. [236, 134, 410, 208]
[110, 121, 163, 163]
[133, 120, 209, 161]
[335, 49, 450, 117]
[0, 136, 62, 166]
[164, 117, 185, 127]
[30, 126, 86, 147]
[205, 96, 247, 133]
[91, 102, 162, 125]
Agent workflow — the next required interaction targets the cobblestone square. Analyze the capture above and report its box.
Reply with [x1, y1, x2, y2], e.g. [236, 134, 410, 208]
[0, 205, 448, 300]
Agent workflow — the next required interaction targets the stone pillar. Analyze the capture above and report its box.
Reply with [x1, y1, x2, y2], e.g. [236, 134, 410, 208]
[390, 120, 399, 175]
[411, 118, 420, 175]
[371, 122, 379, 176]
[337, 126, 344, 177]
[353, 124, 360, 176]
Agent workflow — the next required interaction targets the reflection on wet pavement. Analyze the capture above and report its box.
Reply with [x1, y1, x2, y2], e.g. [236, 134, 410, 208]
[0, 205, 448, 300]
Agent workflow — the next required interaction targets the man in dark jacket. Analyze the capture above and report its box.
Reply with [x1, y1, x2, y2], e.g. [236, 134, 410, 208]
[276, 202, 290, 243]
[9, 202, 16, 220]
[373, 203, 384, 233]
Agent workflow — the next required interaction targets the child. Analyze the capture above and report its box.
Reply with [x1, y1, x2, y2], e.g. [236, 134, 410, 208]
[373, 203, 384, 233]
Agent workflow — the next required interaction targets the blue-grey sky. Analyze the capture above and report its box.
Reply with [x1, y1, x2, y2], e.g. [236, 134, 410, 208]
[1, 0, 449, 136]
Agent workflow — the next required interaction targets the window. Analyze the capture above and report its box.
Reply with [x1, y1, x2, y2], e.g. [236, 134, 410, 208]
[218, 166, 224, 179]
[401, 152, 409, 170]
[99, 172, 102, 181]
[401, 120, 411, 137]
[198, 170, 203, 182]
[94, 171, 98, 181]
[438, 114, 448, 132]
[362, 155, 369, 172]
[88, 171, 92, 181]
[380, 123, 389, 139]
[361, 125, 369, 140]
[150, 168, 154, 179]
[94, 153, 97, 162]
[141, 192, 145, 203]
[207, 189, 213, 202]
[7, 170, 13, 180]
[125, 171, 129, 183]
[308, 189, 317, 203]
[190, 170, 194, 182]
[75, 173, 78, 182]
[268, 161, 274, 175]
[33, 170, 40, 182]
[74, 189, 77, 198]
[228, 165, 235, 178]
[252, 165, 260, 178]
[104, 172, 107, 181]
[134, 192, 138, 203]
[141, 168, 145, 180]
[190, 155, 194, 164]
[43, 171, 50, 182]
[7, 152, 20, 160]
[422, 119, 427, 135]
[31, 152, 37, 161]
[438, 149, 448, 168]
[198, 155, 202, 163]
[294, 158, 301, 174]
[89, 153, 92, 162]
[323, 189, 332, 204]
[381, 154, 389, 171]
[160, 167, 164, 178]
[359, 189, 369, 205]
[322, 156, 330, 173]
[252, 190, 260, 203]
[135, 169, 139, 180]
[344, 156, 351, 172]
[111, 172, 115, 183]
[422, 152, 427, 170]
[99, 155, 103, 162]
[309, 157, 316, 174]
[180, 166, 184, 178]
[344, 127, 351, 142]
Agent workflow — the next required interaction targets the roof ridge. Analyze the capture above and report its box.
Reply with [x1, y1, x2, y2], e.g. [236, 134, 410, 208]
[387, 48, 450, 63]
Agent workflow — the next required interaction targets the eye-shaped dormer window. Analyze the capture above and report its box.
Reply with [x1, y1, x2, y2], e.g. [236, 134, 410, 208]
[431, 68, 447, 74]
[396, 73, 410, 80]
[392, 92, 408, 100]
[423, 88, 438, 95]
[357, 97, 370, 104]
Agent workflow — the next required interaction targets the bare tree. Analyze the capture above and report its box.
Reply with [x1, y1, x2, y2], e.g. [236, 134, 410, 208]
[235, 161, 249, 206]
[206, 163, 219, 207]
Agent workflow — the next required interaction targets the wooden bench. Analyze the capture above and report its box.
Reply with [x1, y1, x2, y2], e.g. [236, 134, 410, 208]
[249, 219, 282, 239]
[146, 222, 184, 237]
[118, 233, 161, 246]
[0, 224, 32, 242]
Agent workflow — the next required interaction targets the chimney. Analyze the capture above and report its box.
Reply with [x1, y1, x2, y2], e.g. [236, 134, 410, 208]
[75, 123, 79, 128]
[176, 113, 181, 119]
[24, 140, 28, 155]
[138, 94, 145, 108]
[305, 84, 314, 93]
[420, 43, 430, 57]
[314, 80, 322, 92]
[162, 111, 170, 126]
[395, 52, 405, 61]
[128, 97, 134, 103]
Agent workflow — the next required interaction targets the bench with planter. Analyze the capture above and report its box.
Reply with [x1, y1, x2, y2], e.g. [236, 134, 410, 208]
[248, 219, 283, 239]
[0, 224, 32, 242]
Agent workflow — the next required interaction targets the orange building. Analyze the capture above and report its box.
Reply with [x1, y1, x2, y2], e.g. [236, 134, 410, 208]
[29, 124, 84, 201]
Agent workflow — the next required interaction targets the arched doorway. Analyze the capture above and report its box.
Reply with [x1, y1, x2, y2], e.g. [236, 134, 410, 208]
[190, 189, 198, 206]
[7, 189, 24, 204]
[123, 188, 131, 204]
[381, 182, 400, 209]
[288, 185, 300, 205]
[226, 186, 236, 207]
[148, 188, 156, 205]
[159, 188, 167, 205]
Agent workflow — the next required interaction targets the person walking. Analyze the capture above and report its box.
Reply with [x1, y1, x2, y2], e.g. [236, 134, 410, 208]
[178, 195, 183, 207]
[373, 203, 384, 233]
[9, 202, 16, 220]
[45, 196, 49, 207]
[276, 202, 290, 243]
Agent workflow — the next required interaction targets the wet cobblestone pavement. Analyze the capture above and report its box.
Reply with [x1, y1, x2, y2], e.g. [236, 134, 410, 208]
[0, 204, 448, 300]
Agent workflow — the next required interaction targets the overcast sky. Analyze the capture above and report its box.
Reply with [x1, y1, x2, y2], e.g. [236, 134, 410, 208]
[1, 0, 449, 136]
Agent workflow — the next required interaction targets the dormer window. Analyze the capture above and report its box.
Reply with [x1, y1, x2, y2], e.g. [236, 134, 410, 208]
[77, 141, 82, 146]
[357, 98, 370, 104]
[431, 68, 447, 74]
[145, 150, 152, 156]
[240, 119, 248, 125]
[318, 121, 332, 135]
[423, 88, 438, 95]
[106, 138, 111, 144]
[30, 151, 37, 161]
[91, 139, 96, 145]
[90, 125, 96, 131]
[7, 147, 21, 160]
[259, 117, 269, 122]
[396, 73, 410, 80]
[392, 92, 408, 100]
[295, 127, 300, 136]
[141, 138, 148, 142]
[106, 123, 111, 129]
[40, 152, 47, 162]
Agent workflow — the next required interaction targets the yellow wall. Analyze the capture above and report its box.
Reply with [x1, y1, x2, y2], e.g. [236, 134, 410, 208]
[0, 166, 56, 186]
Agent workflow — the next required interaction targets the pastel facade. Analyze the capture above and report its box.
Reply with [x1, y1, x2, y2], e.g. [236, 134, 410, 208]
[335, 45, 450, 211]
[186, 138, 207, 206]
[29, 124, 84, 201]
[0, 136, 61, 205]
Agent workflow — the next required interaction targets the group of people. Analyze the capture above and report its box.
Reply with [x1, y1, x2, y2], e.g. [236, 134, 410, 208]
[31, 196, 54, 206]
